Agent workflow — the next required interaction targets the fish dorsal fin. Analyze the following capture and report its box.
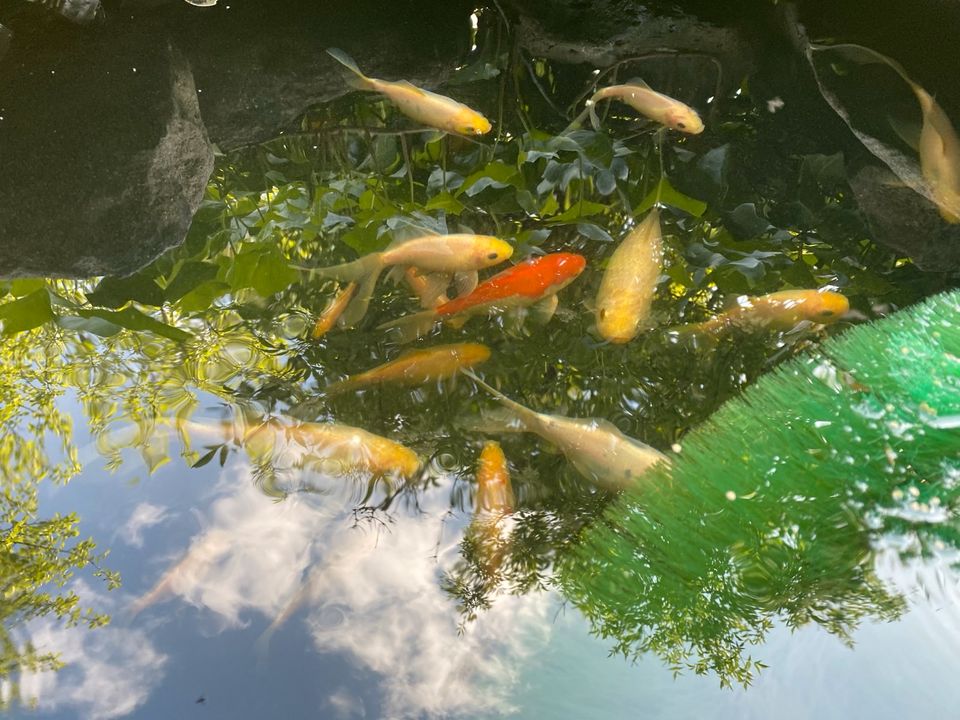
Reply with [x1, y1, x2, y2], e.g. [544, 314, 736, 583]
[392, 79, 428, 97]
[625, 77, 652, 90]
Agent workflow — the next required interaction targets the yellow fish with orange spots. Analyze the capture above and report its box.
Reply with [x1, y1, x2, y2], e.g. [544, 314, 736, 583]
[324, 343, 490, 395]
[327, 48, 492, 136]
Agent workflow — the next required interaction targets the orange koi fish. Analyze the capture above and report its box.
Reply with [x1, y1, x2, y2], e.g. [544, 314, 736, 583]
[378, 253, 587, 339]
[311, 282, 357, 339]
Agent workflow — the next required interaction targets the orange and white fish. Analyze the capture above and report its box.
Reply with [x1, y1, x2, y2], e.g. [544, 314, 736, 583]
[587, 80, 704, 134]
[311, 282, 357, 338]
[327, 48, 492, 136]
[464, 371, 668, 490]
[302, 234, 513, 327]
[679, 289, 850, 335]
[595, 208, 664, 343]
[378, 253, 586, 340]
[324, 342, 491, 395]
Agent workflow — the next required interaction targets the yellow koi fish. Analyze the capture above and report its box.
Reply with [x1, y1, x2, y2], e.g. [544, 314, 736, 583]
[324, 342, 490, 395]
[465, 371, 668, 490]
[327, 48, 492, 136]
[302, 233, 513, 327]
[595, 208, 664, 343]
[311, 282, 357, 338]
[912, 84, 960, 223]
[587, 80, 704, 134]
[465, 441, 515, 582]
[682, 289, 850, 335]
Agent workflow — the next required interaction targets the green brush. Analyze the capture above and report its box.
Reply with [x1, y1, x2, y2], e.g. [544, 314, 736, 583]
[559, 289, 960, 687]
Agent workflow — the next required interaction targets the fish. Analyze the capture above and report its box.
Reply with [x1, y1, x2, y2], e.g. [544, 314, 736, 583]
[586, 80, 704, 134]
[465, 441, 515, 582]
[595, 208, 664, 343]
[911, 84, 960, 223]
[808, 43, 960, 224]
[326, 48, 492, 136]
[301, 234, 513, 327]
[311, 282, 357, 338]
[404, 267, 450, 309]
[474, 441, 515, 513]
[463, 370, 668, 490]
[679, 289, 850, 336]
[378, 253, 587, 340]
[324, 343, 491, 395]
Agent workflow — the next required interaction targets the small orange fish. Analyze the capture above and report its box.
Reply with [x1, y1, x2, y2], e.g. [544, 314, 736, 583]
[324, 343, 490, 395]
[466, 441, 515, 582]
[475, 441, 514, 513]
[311, 282, 357, 339]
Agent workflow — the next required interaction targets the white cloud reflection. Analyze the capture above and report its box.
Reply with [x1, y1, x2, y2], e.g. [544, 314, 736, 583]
[132, 467, 552, 718]
[9, 581, 168, 720]
[116, 501, 169, 549]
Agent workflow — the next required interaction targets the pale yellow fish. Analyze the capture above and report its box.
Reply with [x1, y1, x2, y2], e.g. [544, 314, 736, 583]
[327, 48, 492, 136]
[588, 81, 704, 134]
[324, 342, 491, 395]
[595, 208, 664, 344]
[302, 233, 513, 327]
[465, 372, 668, 490]
[683, 289, 850, 336]
[311, 282, 357, 338]
[912, 84, 960, 223]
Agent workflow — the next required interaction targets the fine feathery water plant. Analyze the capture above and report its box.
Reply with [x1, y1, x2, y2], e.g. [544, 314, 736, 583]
[559, 289, 960, 687]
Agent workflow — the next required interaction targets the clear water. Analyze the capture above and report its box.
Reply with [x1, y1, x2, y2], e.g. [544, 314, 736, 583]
[2, 2, 959, 718]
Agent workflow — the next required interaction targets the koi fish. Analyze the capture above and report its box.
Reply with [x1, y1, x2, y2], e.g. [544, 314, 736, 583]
[595, 208, 664, 343]
[465, 441, 515, 582]
[326, 48, 492, 136]
[324, 342, 491, 395]
[378, 253, 586, 340]
[311, 282, 357, 338]
[404, 267, 450, 309]
[474, 441, 514, 513]
[679, 289, 850, 336]
[912, 84, 960, 223]
[464, 371, 668, 490]
[587, 80, 704, 134]
[301, 234, 513, 327]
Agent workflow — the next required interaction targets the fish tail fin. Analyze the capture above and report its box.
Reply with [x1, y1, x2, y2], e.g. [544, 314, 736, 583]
[377, 310, 438, 343]
[336, 261, 387, 328]
[254, 626, 277, 670]
[326, 47, 375, 90]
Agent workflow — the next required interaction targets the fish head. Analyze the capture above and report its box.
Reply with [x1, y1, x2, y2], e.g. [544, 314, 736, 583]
[473, 236, 515, 268]
[548, 253, 588, 284]
[664, 104, 704, 134]
[455, 343, 492, 367]
[596, 303, 638, 344]
[802, 290, 850, 323]
[451, 107, 493, 136]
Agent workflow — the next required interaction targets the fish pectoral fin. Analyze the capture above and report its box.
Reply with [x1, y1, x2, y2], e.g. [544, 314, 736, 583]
[454, 270, 478, 297]
[888, 113, 922, 152]
[530, 294, 559, 325]
[416, 272, 453, 308]
[625, 77, 653, 90]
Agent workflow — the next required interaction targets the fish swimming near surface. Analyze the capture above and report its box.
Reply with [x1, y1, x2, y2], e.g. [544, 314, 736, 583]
[378, 252, 587, 341]
[585, 80, 705, 134]
[301, 234, 513, 327]
[463, 371, 668, 490]
[311, 282, 357, 338]
[465, 441, 516, 582]
[404, 267, 451, 309]
[326, 47, 493, 136]
[674, 289, 850, 339]
[324, 343, 491, 396]
[595, 208, 664, 344]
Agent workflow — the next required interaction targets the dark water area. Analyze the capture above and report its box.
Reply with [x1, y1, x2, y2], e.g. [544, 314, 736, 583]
[1, 1, 959, 718]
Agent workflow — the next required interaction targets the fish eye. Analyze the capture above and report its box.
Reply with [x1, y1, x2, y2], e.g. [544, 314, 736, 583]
[464, 126, 476, 134]
[487, 252, 499, 260]
[677, 122, 686, 129]
[599, 309, 607, 319]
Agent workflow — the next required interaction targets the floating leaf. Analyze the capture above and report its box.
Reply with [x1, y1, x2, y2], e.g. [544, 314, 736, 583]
[0, 289, 53, 335]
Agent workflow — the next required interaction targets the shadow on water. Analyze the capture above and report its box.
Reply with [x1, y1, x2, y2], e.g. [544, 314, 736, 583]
[0, 0, 959, 715]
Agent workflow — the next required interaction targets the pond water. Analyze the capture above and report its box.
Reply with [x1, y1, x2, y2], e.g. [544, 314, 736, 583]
[2, 1, 959, 718]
